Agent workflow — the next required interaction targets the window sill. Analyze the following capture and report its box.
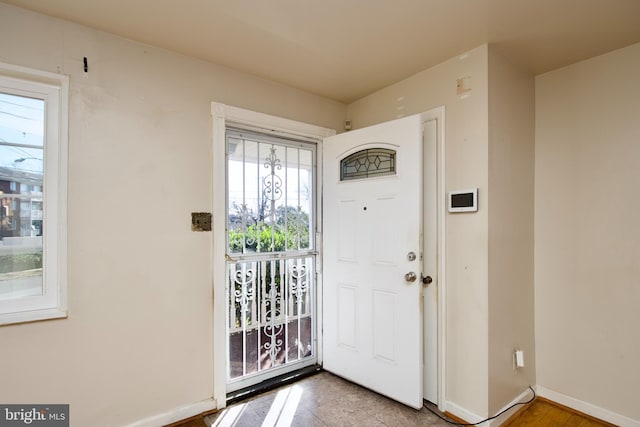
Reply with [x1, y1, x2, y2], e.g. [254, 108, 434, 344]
[0, 308, 67, 326]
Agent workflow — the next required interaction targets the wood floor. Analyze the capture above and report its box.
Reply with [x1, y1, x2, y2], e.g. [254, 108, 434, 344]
[171, 372, 614, 427]
[504, 398, 615, 427]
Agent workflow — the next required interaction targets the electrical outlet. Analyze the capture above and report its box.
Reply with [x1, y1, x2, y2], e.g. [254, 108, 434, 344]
[191, 212, 212, 232]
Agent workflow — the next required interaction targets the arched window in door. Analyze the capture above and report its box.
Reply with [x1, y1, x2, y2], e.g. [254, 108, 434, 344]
[340, 148, 396, 181]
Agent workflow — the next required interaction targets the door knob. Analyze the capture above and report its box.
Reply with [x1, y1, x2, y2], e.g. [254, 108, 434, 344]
[404, 272, 417, 282]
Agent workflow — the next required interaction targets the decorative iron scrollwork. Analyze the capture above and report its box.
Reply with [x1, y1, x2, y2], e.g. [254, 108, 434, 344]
[290, 262, 308, 302]
[263, 278, 283, 365]
[233, 268, 255, 311]
[263, 146, 283, 222]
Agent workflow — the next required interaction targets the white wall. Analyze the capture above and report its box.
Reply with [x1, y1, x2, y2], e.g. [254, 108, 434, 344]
[535, 42, 640, 422]
[0, 4, 345, 426]
[348, 45, 491, 418]
[487, 48, 535, 414]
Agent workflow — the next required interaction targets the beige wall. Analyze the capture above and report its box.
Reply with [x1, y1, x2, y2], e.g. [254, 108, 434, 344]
[0, 4, 344, 426]
[348, 44, 538, 421]
[4, 1, 637, 424]
[535, 42, 640, 420]
[348, 45, 491, 418]
[487, 49, 536, 414]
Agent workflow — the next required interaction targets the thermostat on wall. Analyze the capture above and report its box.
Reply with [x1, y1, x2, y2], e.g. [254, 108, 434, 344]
[448, 188, 478, 213]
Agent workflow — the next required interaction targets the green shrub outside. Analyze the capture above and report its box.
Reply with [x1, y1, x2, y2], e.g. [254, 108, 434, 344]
[229, 223, 309, 253]
[229, 206, 310, 253]
[0, 252, 43, 274]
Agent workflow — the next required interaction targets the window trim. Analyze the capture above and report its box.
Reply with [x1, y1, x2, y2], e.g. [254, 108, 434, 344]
[0, 62, 68, 325]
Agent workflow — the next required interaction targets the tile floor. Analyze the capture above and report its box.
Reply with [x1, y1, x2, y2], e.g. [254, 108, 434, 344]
[205, 371, 451, 427]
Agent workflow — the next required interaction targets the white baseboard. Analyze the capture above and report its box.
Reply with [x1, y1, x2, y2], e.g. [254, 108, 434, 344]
[537, 385, 640, 427]
[445, 386, 534, 427]
[126, 398, 217, 427]
[486, 387, 536, 426]
[444, 400, 485, 425]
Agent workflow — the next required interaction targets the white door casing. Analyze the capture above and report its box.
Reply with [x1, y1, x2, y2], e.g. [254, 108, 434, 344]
[423, 118, 438, 404]
[322, 114, 424, 409]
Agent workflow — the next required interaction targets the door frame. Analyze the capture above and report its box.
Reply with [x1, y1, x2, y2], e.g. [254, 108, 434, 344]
[211, 103, 446, 411]
[211, 103, 335, 408]
[419, 106, 446, 410]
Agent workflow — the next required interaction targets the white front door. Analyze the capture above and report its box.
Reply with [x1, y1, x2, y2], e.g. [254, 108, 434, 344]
[322, 114, 423, 409]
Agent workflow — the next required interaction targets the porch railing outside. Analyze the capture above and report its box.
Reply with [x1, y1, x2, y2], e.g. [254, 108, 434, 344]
[227, 256, 313, 379]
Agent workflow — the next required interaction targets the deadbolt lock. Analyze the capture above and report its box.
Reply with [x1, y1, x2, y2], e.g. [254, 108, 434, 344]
[407, 251, 417, 261]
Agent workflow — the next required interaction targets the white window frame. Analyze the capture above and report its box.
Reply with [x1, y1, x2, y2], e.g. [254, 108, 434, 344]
[0, 62, 68, 325]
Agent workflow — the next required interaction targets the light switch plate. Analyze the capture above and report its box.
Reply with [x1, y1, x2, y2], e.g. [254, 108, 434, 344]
[191, 212, 212, 232]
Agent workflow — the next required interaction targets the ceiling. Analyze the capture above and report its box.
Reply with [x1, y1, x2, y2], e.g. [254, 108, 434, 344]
[2, 0, 640, 103]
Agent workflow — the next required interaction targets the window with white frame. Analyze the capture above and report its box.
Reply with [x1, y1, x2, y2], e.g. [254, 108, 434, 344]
[0, 62, 68, 325]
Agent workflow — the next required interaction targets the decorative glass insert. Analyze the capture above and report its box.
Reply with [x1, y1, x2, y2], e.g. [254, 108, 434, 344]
[340, 148, 396, 181]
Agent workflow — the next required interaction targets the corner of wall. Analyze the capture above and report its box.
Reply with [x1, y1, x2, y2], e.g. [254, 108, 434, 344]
[486, 45, 536, 414]
[534, 41, 640, 422]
